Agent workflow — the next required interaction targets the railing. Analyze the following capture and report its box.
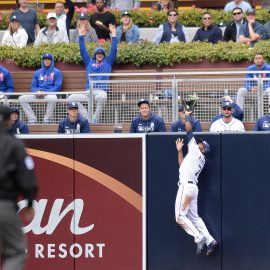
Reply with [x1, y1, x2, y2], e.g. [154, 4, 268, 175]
[0, 71, 269, 125]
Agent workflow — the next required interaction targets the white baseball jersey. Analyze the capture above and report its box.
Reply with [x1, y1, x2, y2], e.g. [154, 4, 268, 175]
[178, 137, 205, 185]
[210, 118, 245, 132]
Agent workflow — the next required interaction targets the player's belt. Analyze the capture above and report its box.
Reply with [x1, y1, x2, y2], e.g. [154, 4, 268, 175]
[188, 181, 197, 185]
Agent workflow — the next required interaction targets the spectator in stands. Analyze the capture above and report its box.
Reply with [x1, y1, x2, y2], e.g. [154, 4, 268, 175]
[130, 99, 166, 133]
[116, 11, 140, 44]
[209, 100, 245, 132]
[211, 96, 244, 122]
[55, 0, 75, 40]
[237, 54, 270, 110]
[224, 0, 252, 12]
[0, 65, 14, 98]
[156, 0, 175, 12]
[68, 24, 117, 123]
[253, 109, 270, 131]
[192, 12, 222, 44]
[263, 9, 270, 39]
[9, 107, 29, 134]
[2, 15, 28, 48]
[239, 8, 267, 47]
[19, 53, 63, 124]
[58, 102, 91, 134]
[223, 7, 247, 42]
[34, 12, 69, 46]
[110, 0, 140, 10]
[151, 2, 161, 11]
[90, 0, 116, 40]
[170, 104, 202, 132]
[12, 0, 40, 44]
[153, 8, 189, 44]
[72, 13, 98, 43]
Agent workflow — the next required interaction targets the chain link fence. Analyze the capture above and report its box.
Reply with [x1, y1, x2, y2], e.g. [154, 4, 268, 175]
[0, 71, 269, 125]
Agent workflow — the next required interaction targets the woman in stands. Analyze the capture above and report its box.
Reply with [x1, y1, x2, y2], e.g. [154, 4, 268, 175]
[116, 10, 140, 43]
[2, 15, 28, 48]
[72, 13, 98, 43]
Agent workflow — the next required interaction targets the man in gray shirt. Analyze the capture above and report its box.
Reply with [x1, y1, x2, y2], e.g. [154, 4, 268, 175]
[239, 8, 267, 47]
[109, 0, 140, 10]
[12, 0, 40, 44]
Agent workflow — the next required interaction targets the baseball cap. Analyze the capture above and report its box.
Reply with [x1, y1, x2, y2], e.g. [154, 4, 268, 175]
[138, 98, 150, 107]
[47, 12, 57, 19]
[246, 8, 256, 15]
[0, 105, 11, 123]
[197, 137, 210, 154]
[68, 102, 79, 110]
[178, 104, 185, 112]
[78, 13, 88, 20]
[42, 53, 53, 60]
[10, 15, 19, 22]
[121, 10, 131, 17]
[221, 100, 233, 108]
[10, 107, 19, 115]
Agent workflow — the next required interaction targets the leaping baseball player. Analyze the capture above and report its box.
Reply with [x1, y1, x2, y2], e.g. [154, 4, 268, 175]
[175, 111, 217, 256]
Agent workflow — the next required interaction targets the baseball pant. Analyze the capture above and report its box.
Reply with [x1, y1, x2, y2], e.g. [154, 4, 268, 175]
[175, 184, 214, 246]
[68, 89, 107, 122]
[237, 87, 270, 109]
[0, 200, 27, 270]
[19, 94, 58, 123]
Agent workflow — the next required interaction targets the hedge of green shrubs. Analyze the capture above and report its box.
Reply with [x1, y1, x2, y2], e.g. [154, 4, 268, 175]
[0, 8, 269, 29]
[1, 40, 270, 68]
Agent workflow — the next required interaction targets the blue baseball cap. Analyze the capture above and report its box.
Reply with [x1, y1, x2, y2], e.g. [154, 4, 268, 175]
[138, 98, 150, 107]
[10, 15, 19, 22]
[198, 137, 210, 154]
[178, 104, 185, 112]
[42, 53, 53, 60]
[68, 102, 79, 109]
[10, 107, 19, 115]
[222, 100, 233, 108]
[78, 13, 88, 20]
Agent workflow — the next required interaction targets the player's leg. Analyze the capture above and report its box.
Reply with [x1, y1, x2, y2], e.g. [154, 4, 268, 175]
[44, 94, 58, 123]
[18, 94, 37, 124]
[236, 87, 248, 110]
[187, 190, 215, 246]
[175, 184, 204, 243]
[93, 89, 107, 123]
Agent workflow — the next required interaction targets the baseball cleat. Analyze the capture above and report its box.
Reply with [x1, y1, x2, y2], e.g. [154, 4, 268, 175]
[196, 236, 206, 254]
[206, 240, 218, 256]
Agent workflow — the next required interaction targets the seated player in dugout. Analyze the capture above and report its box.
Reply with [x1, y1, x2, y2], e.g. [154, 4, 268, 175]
[58, 102, 91, 134]
[130, 99, 166, 133]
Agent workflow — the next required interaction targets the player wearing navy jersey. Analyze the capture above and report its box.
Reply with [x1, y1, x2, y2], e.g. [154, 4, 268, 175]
[253, 113, 270, 131]
[9, 107, 29, 135]
[130, 99, 166, 133]
[210, 100, 245, 132]
[175, 112, 217, 256]
[58, 102, 91, 134]
[171, 104, 202, 132]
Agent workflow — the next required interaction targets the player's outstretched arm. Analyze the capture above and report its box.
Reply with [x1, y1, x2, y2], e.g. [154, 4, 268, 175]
[176, 138, 184, 166]
[185, 111, 193, 143]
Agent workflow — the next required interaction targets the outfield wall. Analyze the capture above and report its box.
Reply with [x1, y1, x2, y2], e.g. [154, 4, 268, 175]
[17, 133, 270, 270]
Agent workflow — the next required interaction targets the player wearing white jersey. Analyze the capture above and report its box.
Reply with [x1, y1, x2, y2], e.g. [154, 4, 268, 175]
[175, 113, 217, 256]
[210, 100, 245, 132]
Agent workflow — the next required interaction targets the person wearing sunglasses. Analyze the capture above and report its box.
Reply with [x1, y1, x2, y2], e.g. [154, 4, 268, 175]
[223, 7, 247, 42]
[224, 0, 252, 13]
[209, 100, 245, 132]
[211, 96, 243, 123]
[239, 8, 267, 47]
[153, 8, 190, 44]
[192, 12, 222, 44]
